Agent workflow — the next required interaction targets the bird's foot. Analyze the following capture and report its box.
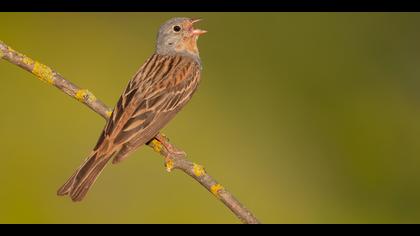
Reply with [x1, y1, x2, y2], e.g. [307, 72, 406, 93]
[154, 133, 187, 159]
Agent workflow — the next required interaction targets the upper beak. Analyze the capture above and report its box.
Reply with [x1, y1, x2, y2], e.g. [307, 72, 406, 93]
[191, 18, 207, 35]
[191, 18, 202, 24]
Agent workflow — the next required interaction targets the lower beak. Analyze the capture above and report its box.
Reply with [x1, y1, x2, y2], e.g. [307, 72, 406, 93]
[192, 29, 207, 36]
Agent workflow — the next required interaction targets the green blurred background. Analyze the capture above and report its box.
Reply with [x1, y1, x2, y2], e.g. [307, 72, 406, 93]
[0, 13, 420, 223]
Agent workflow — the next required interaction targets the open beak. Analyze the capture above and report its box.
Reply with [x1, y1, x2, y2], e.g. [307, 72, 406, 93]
[191, 18, 207, 36]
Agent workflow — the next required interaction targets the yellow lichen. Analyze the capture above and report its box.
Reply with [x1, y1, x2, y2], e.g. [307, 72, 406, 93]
[105, 110, 113, 118]
[151, 139, 163, 153]
[165, 158, 174, 172]
[75, 90, 85, 101]
[7, 46, 16, 54]
[22, 56, 35, 66]
[0, 49, 3, 59]
[210, 184, 224, 198]
[32, 62, 55, 84]
[75, 89, 96, 103]
[193, 163, 206, 177]
[87, 91, 97, 102]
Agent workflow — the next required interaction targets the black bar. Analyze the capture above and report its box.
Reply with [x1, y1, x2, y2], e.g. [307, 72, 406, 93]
[1, 0, 419, 12]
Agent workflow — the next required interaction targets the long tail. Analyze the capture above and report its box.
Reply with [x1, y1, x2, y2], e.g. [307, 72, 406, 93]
[57, 150, 114, 202]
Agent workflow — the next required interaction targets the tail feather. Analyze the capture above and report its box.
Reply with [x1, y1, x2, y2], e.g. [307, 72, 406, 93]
[57, 171, 78, 196]
[57, 151, 114, 202]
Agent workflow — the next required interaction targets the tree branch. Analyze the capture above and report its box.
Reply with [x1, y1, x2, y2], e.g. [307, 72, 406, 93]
[0, 41, 260, 224]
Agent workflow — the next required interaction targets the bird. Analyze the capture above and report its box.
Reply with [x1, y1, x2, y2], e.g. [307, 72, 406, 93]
[57, 17, 207, 202]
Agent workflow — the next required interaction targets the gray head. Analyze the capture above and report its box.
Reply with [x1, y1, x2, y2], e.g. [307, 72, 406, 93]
[156, 17, 207, 61]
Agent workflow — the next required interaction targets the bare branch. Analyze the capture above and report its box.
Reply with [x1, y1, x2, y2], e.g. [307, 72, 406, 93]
[0, 41, 260, 224]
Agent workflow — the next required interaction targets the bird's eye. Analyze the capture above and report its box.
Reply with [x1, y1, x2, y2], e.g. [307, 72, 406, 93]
[173, 25, 181, 32]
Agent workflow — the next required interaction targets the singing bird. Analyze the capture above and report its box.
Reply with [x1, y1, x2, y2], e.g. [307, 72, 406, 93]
[57, 17, 207, 201]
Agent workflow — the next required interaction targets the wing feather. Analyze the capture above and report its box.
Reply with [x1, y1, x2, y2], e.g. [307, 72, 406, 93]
[93, 54, 200, 163]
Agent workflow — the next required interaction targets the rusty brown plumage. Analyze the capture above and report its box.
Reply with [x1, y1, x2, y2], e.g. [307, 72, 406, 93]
[57, 17, 205, 201]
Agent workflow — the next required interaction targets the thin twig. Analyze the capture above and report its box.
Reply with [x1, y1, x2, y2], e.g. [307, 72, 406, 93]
[0, 41, 260, 224]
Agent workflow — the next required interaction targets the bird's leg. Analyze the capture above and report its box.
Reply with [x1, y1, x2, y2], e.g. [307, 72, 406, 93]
[147, 133, 187, 172]
[154, 133, 187, 159]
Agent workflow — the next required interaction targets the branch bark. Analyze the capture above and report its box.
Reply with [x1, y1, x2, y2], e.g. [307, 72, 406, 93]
[0, 41, 260, 224]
